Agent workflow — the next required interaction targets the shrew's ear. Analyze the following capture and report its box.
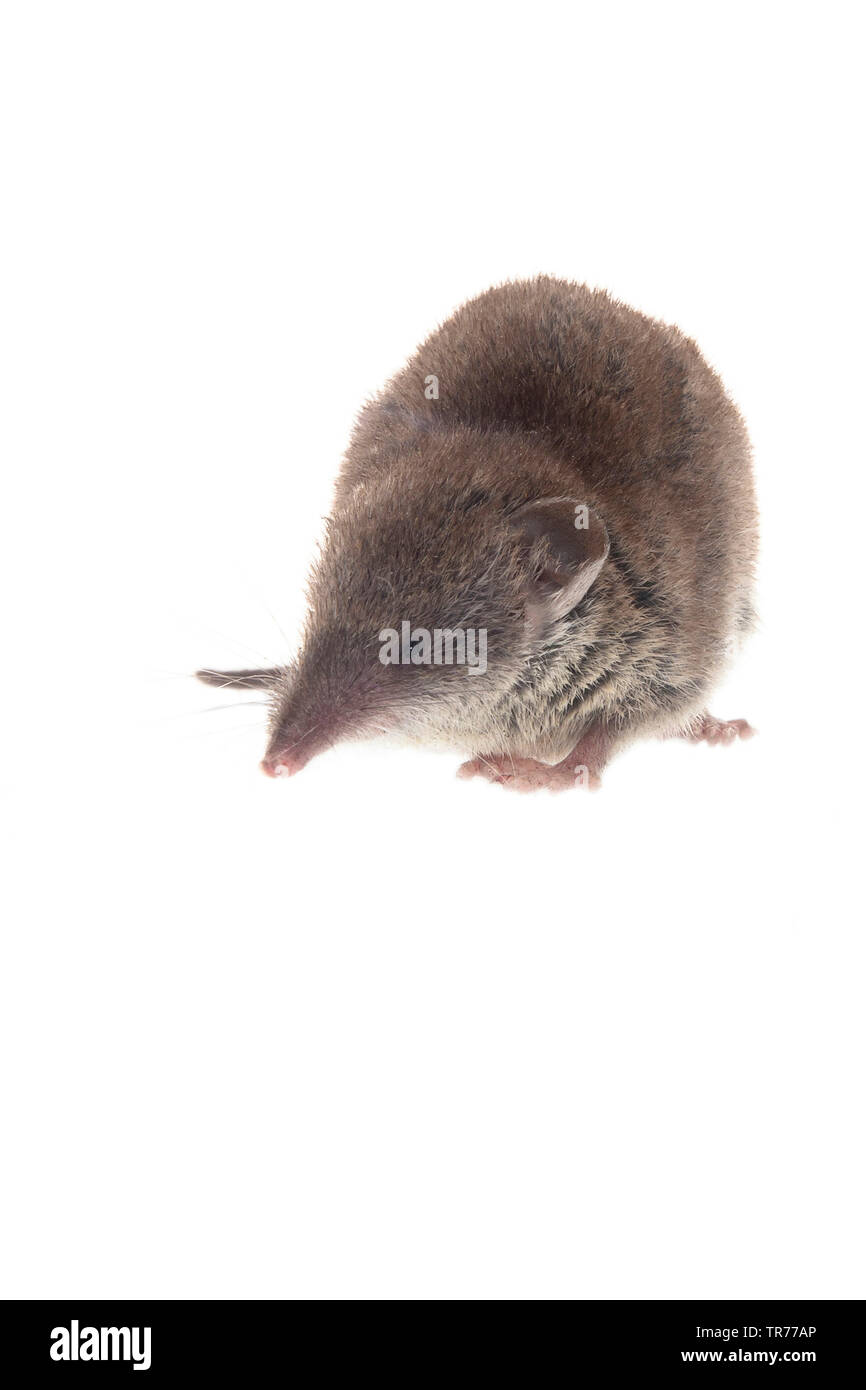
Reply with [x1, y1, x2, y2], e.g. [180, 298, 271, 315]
[195, 667, 280, 689]
[510, 497, 610, 624]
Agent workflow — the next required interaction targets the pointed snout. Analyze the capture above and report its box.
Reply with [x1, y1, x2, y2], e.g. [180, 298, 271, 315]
[259, 747, 314, 779]
[259, 756, 292, 779]
[259, 718, 333, 781]
[259, 737, 321, 780]
[259, 668, 375, 780]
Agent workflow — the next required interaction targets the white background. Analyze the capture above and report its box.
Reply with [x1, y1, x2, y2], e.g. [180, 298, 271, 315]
[1, 2, 863, 1299]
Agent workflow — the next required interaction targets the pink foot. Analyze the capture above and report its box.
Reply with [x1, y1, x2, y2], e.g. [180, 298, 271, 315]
[458, 728, 610, 793]
[458, 754, 598, 793]
[684, 713, 756, 746]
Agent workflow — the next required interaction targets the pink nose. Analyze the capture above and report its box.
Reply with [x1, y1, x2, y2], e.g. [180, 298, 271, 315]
[260, 719, 334, 779]
[260, 759, 292, 779]
[259, 743, 317, 779]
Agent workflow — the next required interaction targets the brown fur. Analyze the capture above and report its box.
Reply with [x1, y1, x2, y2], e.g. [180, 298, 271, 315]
[198, 276, 758, 787]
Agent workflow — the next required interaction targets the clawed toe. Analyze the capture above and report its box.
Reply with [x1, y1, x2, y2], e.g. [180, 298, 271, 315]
[687, 715, 756, 746]
[458, 755, 598, 793]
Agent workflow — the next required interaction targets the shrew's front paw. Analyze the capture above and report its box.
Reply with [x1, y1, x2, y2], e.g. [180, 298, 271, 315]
[457, 754, 599, 793]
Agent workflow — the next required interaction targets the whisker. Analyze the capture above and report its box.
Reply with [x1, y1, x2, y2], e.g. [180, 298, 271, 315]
[279, 724, 320, 755]
[147, 702, 269, 725]
[199, 701, 270, 714]
[179, 617, 277, 665]
[195, 669, 277, 691]
[180, 725, 268, 741]
[258, 597, 293, 653]
[142, 670, 207, 682]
